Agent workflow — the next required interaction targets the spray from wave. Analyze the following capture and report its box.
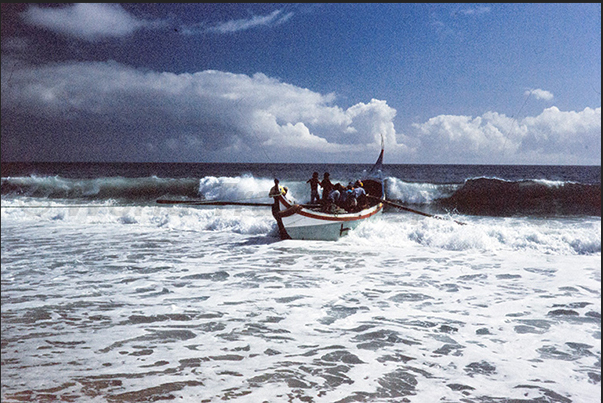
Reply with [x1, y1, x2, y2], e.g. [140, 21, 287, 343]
[384, 177, 457, 204]
[198, 175, 275, 203]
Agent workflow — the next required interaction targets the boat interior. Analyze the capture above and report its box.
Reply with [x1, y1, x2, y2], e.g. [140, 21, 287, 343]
[306, 178, 384, 214]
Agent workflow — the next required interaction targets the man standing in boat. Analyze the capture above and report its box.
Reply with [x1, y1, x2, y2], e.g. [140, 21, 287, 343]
[320, 172, 333, 204]
[306, 172, 321, 204]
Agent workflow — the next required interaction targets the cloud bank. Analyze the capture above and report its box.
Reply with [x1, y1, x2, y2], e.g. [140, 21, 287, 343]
[0, 60, 400, 162]
[1, 60, 600, 164]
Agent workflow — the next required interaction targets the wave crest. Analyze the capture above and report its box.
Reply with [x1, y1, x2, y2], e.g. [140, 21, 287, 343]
[437, 178, 601, 216]
[1, 175, 200, 201]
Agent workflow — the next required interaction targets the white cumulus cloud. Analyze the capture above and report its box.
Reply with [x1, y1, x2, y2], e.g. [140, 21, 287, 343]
[21, 3, 152, 41]
[1, 59, 599, 164]
[411, 107, 601, 164]
[526, 88, 554, 101]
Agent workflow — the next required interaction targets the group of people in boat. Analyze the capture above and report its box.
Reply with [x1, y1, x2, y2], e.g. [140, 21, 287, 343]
[307, 172, 369, 213]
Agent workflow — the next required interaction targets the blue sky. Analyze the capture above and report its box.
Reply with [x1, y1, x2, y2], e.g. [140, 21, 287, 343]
[1, 3, 600, 164]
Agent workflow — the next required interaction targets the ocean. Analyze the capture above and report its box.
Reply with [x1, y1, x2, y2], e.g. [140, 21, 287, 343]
[1, 162, 600, 403]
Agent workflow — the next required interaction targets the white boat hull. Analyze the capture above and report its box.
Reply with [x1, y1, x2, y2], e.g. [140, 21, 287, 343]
[274, 195, 383, 241]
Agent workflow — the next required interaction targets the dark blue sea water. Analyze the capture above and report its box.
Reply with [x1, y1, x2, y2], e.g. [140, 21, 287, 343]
[1, 162, 601, 402]
[2, 161, 600, 183]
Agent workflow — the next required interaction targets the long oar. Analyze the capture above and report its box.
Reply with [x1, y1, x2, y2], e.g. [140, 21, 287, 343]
[368, 195, 467, 226]
[156, 199, 322, 209]
[156, 199, 273, 207]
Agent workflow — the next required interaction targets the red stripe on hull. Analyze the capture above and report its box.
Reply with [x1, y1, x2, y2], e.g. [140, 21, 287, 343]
[278, 196, 383, 222]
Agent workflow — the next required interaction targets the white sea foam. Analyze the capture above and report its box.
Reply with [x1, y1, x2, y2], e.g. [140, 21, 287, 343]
[2, 198, 600, 256]
[3, 163, 600, 402]
[2, 190, 601, 403]
[1, 211, 600, 403]
[349, 215, 601, 255]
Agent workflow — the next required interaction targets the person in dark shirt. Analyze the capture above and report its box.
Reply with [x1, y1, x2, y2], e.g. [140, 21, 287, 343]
[352, 180, 367, 211]
[320, 172, 333, 202]
[269, 178, 283, 198]
[268, 178, 290, 239]
[306, 172, 320, 204]
[326, 183, 345, 212]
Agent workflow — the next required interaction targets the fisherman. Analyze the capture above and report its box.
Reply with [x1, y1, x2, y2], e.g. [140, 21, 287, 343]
[320, 172, 333, 203]
[339, 182, 352, 209]
[340, 182, 355, 211]
[268, 178, 291, 239]
[330, 184, 342, 202]
[306, 171, 321, 204]
[269, 178, 282, 213]
[325, 183, 346, 213]
[352, 180, 368, 211]
[269, 178, 283, 199]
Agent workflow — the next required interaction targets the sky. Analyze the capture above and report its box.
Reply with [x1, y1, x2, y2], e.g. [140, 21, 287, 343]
[1, 3, 601, 165]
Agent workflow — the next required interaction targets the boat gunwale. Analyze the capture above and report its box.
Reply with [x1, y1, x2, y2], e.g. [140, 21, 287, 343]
[278, 195, 383, 222]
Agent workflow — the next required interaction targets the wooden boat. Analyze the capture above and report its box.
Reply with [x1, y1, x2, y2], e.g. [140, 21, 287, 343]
[271, 148, 385, 241]
[156, 144, 463, 239]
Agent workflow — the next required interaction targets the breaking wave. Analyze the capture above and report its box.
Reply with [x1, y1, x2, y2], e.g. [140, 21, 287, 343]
[436, 177, 601, 217]
[2, 174, 600, 217]
[1, 175, 200, 201]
